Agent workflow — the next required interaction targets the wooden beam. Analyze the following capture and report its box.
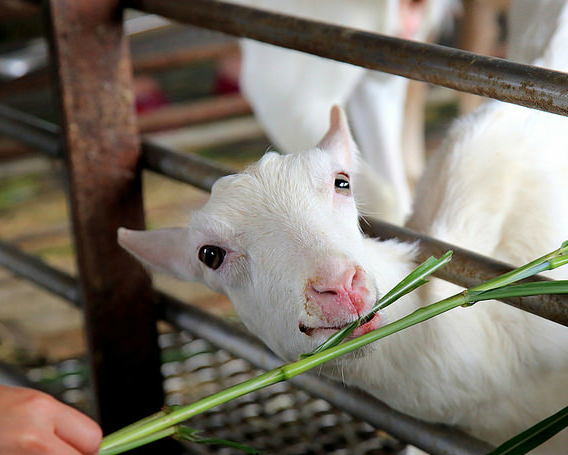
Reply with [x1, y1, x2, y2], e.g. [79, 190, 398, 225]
[44, 0, 168, 443]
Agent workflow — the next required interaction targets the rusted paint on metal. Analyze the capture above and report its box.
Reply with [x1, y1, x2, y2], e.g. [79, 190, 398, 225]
[129, 0, 568, 117]
[44, 0, 167, 438]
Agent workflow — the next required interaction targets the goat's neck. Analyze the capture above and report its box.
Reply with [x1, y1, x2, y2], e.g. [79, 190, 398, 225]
[351, 238, 508, 421]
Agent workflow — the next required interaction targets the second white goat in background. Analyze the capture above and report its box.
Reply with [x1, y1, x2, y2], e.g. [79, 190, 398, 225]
[230, 0, 458, 223]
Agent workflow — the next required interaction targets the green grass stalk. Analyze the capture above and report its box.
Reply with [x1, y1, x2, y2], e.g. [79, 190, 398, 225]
[100, 410, 169, 448]
[101, 427, 176, 455]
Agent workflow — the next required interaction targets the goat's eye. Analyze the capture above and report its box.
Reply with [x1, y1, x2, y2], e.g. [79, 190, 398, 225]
[334, 173, 351, 196]
[198, 245, 226, 270]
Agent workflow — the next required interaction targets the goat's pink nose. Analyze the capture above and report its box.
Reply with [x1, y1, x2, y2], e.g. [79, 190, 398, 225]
[311, 265, 357, 295]
[305, 266, 369, 323]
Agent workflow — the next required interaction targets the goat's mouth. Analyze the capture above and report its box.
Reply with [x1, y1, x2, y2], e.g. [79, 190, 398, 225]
[298, 312, 381, 339]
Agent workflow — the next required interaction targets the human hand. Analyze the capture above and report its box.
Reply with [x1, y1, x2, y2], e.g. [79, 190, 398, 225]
[0, 384, 102, 454]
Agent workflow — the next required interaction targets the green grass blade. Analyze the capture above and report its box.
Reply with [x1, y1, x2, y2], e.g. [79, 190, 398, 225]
[100, 293, 465, 454]
[174, 426, 262, 454]
[99, 409, 170, 448]
[471, 243, 568, 292]
[467, 281, 568, 303]
[99, 427, 176, 455]
[375, 250, 454, 310]
[548, 254, 568, 269]
[486, 404, 568, 455]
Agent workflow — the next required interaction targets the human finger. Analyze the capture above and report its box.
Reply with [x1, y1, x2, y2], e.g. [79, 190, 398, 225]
[53, 402, 102, 455]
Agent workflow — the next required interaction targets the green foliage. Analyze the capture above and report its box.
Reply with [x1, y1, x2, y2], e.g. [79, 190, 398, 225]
[0, 175, 42, 213]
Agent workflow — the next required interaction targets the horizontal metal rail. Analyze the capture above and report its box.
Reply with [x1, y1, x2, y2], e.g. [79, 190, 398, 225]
[0, 240, 80, 305]
[129, 0, 568, 117]
[362, 220, 568, 326]
[1, 103, 568, 326]
[133, 40, 239, 74]
[0, 239, 493, 455]
[0, 104, 61, 157]
[140, 140, 232, 192]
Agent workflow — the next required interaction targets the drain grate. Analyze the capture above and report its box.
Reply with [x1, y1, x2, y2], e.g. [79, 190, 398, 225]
[27, 330, 404, 454]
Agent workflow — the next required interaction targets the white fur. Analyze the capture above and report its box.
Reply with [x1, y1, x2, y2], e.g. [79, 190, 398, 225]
[226, 0, 457, 223]
[507, 0, 568, 65]
[119, 4, 568, 452]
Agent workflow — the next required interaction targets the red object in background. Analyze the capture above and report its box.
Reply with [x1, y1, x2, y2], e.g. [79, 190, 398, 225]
[213, 51, 241, 95]
[133, 76, 169, 114]
[133, 50, 243, 113]
[214, 72, 240, 95]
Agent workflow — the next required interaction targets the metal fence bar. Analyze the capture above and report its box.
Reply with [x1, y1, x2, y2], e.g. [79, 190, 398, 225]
[128, 0, 568, 117]
[44, 0, 167, 441]
[0, 239, 80, 305]
[133, 40, 239, 73]
[0, 1, 565, 451]
[2, 104, 568, 326]
[0, 239, 493, 455]
[140, 140, 233, 191]
[0, 104, 61, 157]
[363, 219, 568, 327]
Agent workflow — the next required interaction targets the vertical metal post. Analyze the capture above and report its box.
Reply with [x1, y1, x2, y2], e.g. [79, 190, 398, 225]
[44, 0, 166, 439]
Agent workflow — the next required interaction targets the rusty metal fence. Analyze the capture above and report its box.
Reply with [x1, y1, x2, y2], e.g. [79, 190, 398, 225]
[0, 0, 568, 454]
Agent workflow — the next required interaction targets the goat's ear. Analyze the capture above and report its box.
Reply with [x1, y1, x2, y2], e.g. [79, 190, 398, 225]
[118, 227, 196, 281]
[316, 105, 358, 168]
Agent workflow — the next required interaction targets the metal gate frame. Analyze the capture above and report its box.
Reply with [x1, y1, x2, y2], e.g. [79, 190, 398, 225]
[1, 0, 568, 453]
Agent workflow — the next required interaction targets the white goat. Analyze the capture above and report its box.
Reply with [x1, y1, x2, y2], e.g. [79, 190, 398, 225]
[119, 5, 568, 454]
[229, 0, 457, 223]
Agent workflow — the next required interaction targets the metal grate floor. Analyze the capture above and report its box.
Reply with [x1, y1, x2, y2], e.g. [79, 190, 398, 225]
[27, 330, 404, 455]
